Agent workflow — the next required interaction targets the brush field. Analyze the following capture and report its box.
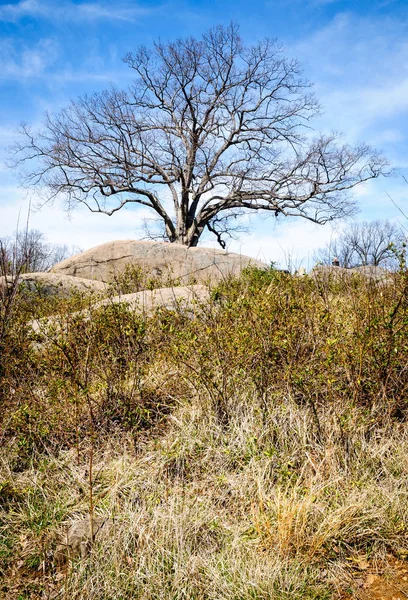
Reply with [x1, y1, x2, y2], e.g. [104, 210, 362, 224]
[1, 266, 408, 599]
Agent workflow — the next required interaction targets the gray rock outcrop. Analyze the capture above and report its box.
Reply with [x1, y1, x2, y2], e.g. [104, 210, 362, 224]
[31, 285, 210, 335]
[92, 284, 210, 313]
[311, 264, 393, 283]
[50, 240, 266, 284]
[0, 272, 108, 297]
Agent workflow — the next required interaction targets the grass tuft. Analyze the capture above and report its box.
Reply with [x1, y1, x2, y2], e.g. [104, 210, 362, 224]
[1, 265, 408, 598]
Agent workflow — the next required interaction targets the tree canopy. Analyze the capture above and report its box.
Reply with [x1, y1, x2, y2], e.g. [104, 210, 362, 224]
[14, 24, 387, 248]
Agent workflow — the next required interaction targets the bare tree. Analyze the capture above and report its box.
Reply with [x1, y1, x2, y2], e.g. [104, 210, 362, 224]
[13, 24, 387, 248]
[315, 219, 406, 269]
[0, 229, 70, 275]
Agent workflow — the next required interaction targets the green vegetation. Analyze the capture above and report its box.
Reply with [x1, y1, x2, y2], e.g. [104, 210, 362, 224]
[1, 264, 408, 599]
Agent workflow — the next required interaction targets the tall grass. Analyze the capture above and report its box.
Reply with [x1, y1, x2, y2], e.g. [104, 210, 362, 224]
[1, 265, 408, 598]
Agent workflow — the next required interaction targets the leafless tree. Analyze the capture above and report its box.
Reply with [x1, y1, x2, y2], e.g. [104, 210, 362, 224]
[0, 229, 69, 275]
[13, 24, 388, 248]
[315, 219, 406, 269]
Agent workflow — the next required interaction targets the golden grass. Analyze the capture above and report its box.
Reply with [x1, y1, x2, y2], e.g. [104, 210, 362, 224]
[1, 266, 408, 598]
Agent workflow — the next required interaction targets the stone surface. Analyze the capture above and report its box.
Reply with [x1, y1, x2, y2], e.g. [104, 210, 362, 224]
[311, 264, 393, 283]
[55, 516, 111, 563]
[93, 284, 210, 313]
[50, 240, 267, 284]
[31, 285, 210, 335]
[0, 272, 108, 297]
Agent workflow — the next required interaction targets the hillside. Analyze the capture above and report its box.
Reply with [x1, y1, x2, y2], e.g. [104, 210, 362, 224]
[1, 264, 408, 599]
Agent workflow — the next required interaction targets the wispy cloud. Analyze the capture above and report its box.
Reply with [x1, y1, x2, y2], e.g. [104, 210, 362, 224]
[0, 36, 133, 84]
[224, 219, 340, 269]
[0, 38, 59, 79]
[292, 12, 408, 148]
[322, 78, 408, 134]
[0, 182, 154, 249]
[0, 0, 154, 23]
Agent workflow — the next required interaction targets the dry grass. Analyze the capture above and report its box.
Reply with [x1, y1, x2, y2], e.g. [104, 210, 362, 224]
[1, 266, 408, 598]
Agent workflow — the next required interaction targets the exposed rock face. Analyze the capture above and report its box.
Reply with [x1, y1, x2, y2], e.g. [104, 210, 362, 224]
[50, 240, 267, 284]
[93, 284, 210, 313]
[31, 285, 209, 335]
[311, 265, 393, 283]
[0, 272, 108, 297]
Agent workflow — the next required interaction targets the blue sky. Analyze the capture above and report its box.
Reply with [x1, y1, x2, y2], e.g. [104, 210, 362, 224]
[1, 0, 408, 267]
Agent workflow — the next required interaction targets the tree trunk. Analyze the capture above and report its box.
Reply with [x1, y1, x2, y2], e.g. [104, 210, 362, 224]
[172, 215, 205, 247]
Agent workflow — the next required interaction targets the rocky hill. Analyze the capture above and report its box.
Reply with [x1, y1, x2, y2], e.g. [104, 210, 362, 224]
[50, 240, 267, 284]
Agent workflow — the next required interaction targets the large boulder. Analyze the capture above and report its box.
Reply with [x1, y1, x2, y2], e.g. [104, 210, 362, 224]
[0, 272, 108, 297]
[50, 240, 267, 284]
[92, 284, 210, 313]
[30, 285, 209, 335]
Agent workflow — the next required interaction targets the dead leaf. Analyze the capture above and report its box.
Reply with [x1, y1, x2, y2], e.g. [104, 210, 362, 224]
[364, 573, 376, 587]
[347, 556, 370, 570]
[357, 559, 369, 570]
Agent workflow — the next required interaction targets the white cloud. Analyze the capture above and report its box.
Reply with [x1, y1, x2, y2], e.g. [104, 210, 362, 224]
[0, 37, 133, 86]
[0, 35, 133, 85]
[0, 180, 338, 268]
[368, 128, 405, 146]
[1, 6, 407, 262]
[319, 78, 408, 140]
[0, 189, 155, 250]
[199, 217, 340, 269]
[0, 0, 154, 23]
[1, 181, 406, 268]
[0, 127, 19, 157]
[233, 221, 339, 269]
[0, 38, 59, 79]
[288, 11, 408, 170]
